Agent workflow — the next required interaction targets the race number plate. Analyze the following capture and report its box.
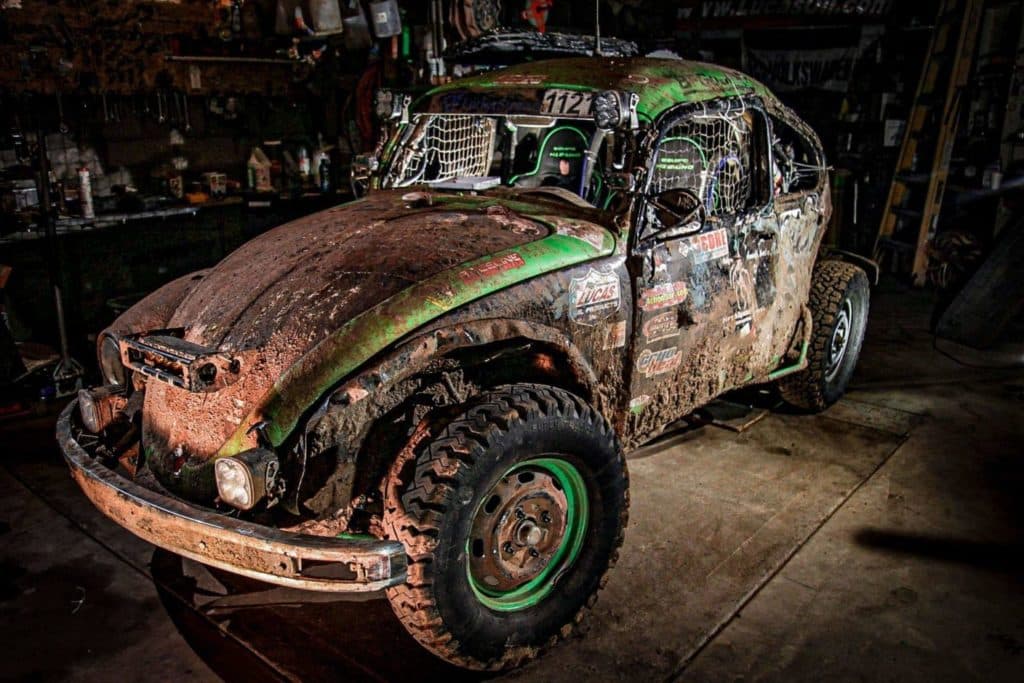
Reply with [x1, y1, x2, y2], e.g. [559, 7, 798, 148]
[540, 89, 594, 118]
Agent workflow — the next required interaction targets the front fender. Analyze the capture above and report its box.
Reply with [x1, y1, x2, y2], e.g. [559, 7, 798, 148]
[218, 231, 615, 457]
[294, 316, 604, 516]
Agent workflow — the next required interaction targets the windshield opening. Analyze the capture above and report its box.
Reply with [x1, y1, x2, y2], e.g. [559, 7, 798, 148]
[382, 114, 611, 206]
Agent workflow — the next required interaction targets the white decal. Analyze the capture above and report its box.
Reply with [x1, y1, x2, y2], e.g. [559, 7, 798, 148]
[679, 228, 730, 264]
[569, 269, 621, 326]
[636, 347, 682, 378]
[603, 321, 627, 350]
[642, 310, 678, 342]
[629, 395, 651, 414]
[541, 89, 594, 117]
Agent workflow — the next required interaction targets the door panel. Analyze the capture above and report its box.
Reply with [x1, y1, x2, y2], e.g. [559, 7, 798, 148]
[626, 100, 773, 439]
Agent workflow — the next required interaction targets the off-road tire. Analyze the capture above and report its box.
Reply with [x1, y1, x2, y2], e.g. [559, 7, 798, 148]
[382, 384, 629, 670]
[779, 260, 869, 412]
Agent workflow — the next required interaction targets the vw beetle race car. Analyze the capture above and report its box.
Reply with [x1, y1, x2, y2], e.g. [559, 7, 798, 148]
[60, 57, 870, 670]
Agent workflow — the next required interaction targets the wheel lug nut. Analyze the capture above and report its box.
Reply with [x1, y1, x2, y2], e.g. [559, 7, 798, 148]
[502, 542, 513, 554]
[515, 507, 525, 519]
[529, 548, 539, 558]
[541, 511, 551, 524]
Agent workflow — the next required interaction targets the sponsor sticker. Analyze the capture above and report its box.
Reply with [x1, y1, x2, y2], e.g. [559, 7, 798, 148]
[540, 89, 594, 117]
[569, 269, 621, 326]
[629, 395, 651, 414]
[497, 73, 548, 86]
[636, 347, 681, 378]
[425, 283, 457, 309]
[642, 310, 678, 342]
[639, 281, 688, 310]
[603, 321, 627, 350]
[679, 228, 729, 264]
[458, 253, 526, 284]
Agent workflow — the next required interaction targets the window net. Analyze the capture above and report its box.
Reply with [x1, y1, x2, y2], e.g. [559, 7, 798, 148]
[650, 111, 754, 216]
[390, 115, 496, 186]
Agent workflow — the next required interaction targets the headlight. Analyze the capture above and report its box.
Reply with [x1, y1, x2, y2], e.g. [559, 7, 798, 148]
[98, 334, 127, 386]
[374, 89, 411, 122]
[78, 386, 126, 433]
[215, 449, 280, 511]
[593, 90, 639, 130]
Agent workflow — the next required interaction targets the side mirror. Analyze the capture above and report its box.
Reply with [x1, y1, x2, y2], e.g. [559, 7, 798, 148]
[645, 188, 706, 240]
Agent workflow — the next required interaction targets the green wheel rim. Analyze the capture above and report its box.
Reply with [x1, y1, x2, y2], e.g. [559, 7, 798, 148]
[465, 457, 589, 612]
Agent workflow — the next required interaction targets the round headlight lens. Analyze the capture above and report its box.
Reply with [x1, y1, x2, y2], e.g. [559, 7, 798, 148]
[98, 334, 126, 386]
[593, 90, 622, 130]
[215, 457, 256, 510]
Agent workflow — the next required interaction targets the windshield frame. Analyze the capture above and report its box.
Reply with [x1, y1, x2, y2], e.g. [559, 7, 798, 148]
[379, 110, 617, 206]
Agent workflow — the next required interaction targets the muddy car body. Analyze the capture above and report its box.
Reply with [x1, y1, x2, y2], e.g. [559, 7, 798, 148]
[60, 57, 870, 669]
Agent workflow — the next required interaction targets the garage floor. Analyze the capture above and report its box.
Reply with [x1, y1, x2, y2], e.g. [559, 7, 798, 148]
[2, 282, 1023, 682]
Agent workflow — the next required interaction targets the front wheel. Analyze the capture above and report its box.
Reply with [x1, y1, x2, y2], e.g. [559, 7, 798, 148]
[779, 260, 870, 412]
[382, 384, 629, 670]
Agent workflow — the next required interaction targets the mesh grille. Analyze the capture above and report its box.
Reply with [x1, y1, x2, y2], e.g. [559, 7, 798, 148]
[651, 111, 753, 216]
[393, 115, 496, 186]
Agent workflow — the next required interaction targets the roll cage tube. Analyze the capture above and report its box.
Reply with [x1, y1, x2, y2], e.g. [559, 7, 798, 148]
[631, 95, 773, 249]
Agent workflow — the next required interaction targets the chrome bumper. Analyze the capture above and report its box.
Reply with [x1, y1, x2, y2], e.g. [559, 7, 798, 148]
[57, 400, 406, 592]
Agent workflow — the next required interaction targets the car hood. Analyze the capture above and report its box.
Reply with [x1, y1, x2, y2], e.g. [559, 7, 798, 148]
[140, 189, 614, 489]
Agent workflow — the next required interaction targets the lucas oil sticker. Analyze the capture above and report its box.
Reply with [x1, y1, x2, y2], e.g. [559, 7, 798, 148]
[569, 269, 620, 326]
[636, 347, 681, 378]
[679, 228, 729, 264]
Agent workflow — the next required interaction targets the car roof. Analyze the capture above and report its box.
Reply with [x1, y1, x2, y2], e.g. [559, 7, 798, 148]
[423, 57, 777, 123]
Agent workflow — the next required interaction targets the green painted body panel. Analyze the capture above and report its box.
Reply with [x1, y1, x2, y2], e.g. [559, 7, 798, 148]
[419, 57, 775, 123]
[218, 230, 615, 456]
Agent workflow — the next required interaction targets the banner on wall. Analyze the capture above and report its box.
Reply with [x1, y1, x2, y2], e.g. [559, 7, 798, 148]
[744, 45, 861, 92]
[701, 0, 893, 18]
[742, 26, 872, 92]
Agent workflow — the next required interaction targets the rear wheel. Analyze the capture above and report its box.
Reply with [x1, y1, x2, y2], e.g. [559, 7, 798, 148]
[382, 384, 629, 670]
[780, 260, 869, 412]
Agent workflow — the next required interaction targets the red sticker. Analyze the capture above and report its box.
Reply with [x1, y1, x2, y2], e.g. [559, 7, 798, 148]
[458, 253, 526, 284]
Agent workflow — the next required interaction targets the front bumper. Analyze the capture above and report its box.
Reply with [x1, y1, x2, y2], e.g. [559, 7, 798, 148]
[57, 400, 406, 592]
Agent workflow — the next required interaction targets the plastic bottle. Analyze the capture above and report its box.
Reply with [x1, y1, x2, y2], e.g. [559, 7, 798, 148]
[79, 166, 94, 219]
[319, 155, 331, 192]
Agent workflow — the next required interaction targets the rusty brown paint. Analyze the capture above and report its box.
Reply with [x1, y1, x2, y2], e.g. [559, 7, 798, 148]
[60, 57, 849, 605]
[58, 401, 406, 592]
[138, 190, 606, 483]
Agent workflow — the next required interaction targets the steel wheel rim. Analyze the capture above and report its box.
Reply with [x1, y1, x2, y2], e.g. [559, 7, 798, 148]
[826, 299, 853, 382]
[466, 457, 589, 612]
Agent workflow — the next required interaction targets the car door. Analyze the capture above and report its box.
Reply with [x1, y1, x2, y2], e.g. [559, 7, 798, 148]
[626, 98, 773, 435]
[761, 109, 829, 366]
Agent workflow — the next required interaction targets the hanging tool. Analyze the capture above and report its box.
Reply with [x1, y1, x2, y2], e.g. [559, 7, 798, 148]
[56, 92, 68, 134]
[36, 127, 85, 397]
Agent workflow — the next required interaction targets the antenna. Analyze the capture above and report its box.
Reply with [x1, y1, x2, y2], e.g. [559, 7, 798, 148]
[594, 0, 602, 56]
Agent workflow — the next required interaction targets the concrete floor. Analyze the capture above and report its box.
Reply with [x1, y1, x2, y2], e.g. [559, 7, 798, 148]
[2, 282, 1022, 682]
